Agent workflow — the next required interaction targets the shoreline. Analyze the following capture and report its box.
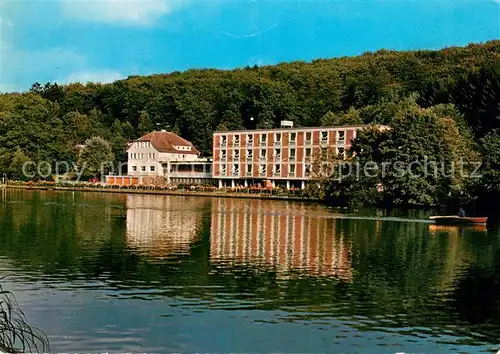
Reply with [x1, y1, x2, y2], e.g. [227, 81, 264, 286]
[3, 184, 320, 203]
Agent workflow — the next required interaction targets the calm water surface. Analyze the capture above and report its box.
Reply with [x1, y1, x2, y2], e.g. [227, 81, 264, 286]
[1, 189, 499, 353]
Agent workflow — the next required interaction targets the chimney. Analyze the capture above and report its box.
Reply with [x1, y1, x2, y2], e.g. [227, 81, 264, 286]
[280, 120, 293, 128]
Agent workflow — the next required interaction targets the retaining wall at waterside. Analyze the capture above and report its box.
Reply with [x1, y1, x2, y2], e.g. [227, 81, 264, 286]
[3, 184, 318, 203]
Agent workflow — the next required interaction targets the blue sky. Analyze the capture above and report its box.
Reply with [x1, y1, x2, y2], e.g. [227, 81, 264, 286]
[1, 0, 499, 93]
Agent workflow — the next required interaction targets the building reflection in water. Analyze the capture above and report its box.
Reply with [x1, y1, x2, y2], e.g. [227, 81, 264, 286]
[210, 198, 353, 281]
[126, 194, 208, 259]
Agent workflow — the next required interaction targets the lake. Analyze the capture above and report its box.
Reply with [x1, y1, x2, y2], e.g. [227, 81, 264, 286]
[1, 188, 499, 353]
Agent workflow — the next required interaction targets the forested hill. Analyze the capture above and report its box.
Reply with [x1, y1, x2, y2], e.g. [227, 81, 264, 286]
[0, 40, 499, 172]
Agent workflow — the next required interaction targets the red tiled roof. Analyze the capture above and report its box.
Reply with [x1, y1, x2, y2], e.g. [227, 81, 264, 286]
[130, 131, 200, 155]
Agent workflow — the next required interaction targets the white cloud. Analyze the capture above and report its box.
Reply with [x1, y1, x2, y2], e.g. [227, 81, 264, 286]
[58, 70, 125, 85]
[1, 40, 88, 91]
[0, 40, 124, 92]
[61, 0, 181, 25]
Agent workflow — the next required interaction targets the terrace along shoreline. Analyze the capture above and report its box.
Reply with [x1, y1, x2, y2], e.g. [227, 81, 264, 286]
[2, 184, 320, 203]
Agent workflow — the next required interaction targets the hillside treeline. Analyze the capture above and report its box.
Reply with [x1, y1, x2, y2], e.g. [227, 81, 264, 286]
[0, 40, 499, 207]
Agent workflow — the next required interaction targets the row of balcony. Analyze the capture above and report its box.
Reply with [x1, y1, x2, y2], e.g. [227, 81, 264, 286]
[218, 156, 312, 162]
[220, 138, 345, 147]
[218, 171, 310, 178]
[219, 163, 312, 178]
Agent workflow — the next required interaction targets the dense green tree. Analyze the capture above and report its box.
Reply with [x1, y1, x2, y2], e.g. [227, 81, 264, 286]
[137, 110, 154, 136]
[121, 121, 135, 140]
[29, 82, 65, 103]
[77, 137, 115, 178]
[453, 63, 500, 137]
[323, 125, 387, 206]
[317, 99, 479, 207]
[9, 148, 31, 180]
[320, 107, 363, 126]
[111, 118, 123, 136]
[215, 122, 229, 132]
[478, 132, 500, 194]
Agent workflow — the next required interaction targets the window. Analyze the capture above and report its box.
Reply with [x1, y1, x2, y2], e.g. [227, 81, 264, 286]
[305, 148, 312, 160]
[290, 132, 296, 144]
[247, 134, 253, 145]
[305, 164, 312, 177]
[150, 166, 155, 172]
[233, 164, 240, 175]
[247, 149, 253, 160]
[337, 131, 346, 143]
[246, 164, 253, 175]
[221, 150, 227, 160]
[259, 164, 267, 176]
[274, 148, 281, 160]
[234, 150, 240, 160]
[221, 135, 227, 146]
[260, 134, 267, 144]
[337, 147, 345, 159]
[289, 148, 296, 161]
[321, 131, 328, 143]
[305, 132, 312, 143]
[274, 164, 281, 175]
[260, 149, 267, 160]
[141, 166, 146, 172]
[289, 164, 296, 176]
[132, 166, 137, 172]
[221, 164, 227, 175]
[275, 133, 282, 145]
[233, 135, 240, 146]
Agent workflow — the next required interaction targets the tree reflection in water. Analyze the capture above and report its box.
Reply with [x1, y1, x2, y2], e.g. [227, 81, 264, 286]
[1, 190, 500, 349]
